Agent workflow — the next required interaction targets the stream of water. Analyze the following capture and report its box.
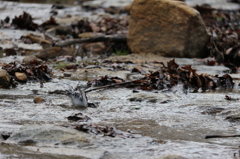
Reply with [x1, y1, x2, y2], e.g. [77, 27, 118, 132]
[1, 55, 240, 159]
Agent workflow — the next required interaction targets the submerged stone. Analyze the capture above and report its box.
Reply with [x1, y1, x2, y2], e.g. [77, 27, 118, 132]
[127, 0, 209, 58]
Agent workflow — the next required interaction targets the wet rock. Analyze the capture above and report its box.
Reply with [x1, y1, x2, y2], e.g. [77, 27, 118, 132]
[128, 93, 158, 103]
[41, 17, 58, 29]
[18, 139, 37, 146]
[75, 123, 138, 138]
[65, 63, 78, 70]
[201, 107, 225, 115]
[82, 42, 106, 54]
[54, 25, 73, 36]
[4, 48, 17, 56]
[63, 72, 72, 77]
[128, 96, 143, 102]
[157, 154, 187, 159]
[226, 113, 240, 122]
[15, 72, 27, 82]
[56, 56, 74, 62]
[33, 97, 45, 104]
[36, 47, 71, 61]
[100, 151, 131, 159]
[52, 2, 65, 9]
[0, 69, 11, 88]
[20, 34, 51, 45]
[127, 0, 209, 58]
[67, 113, 91, 122]
[22, 55, 42, 64]
[6, 125, 89, 146]
[1, 132, 11, 140]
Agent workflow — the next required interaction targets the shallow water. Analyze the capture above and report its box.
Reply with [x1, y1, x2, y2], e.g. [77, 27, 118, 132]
[1, 57, 240, 159]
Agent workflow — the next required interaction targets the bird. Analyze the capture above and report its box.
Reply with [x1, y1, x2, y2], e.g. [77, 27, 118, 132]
[66, 85, 89, 109]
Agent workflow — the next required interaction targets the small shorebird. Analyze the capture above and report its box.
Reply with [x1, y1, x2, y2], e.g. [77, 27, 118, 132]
[66, 85, 88, 109]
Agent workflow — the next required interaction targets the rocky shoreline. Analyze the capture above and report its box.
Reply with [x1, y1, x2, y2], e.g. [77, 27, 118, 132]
[1, 0, 240, 159]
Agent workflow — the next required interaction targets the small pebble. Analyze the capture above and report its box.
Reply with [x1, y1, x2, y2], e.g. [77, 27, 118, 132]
[33, 97, 45, 103]
[15, 72, 27, 82]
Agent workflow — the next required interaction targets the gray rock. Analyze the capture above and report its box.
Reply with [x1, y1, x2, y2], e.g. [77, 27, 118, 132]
[82, 42, 106, 55]
[128, 93, 169, 103]
[6, 125, 89, 147]
[0, 69, 11, 88]
[55, 26, 73, 36]
[22, 55, 42, 64]
[100, 151, 133, 159]
[36, 47, 71, 61]
[157, 154, 187, 159]
[127, 0, 209, 58]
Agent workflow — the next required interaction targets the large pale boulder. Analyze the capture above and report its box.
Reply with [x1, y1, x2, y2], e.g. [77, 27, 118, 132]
[127, 0, 209, 58]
